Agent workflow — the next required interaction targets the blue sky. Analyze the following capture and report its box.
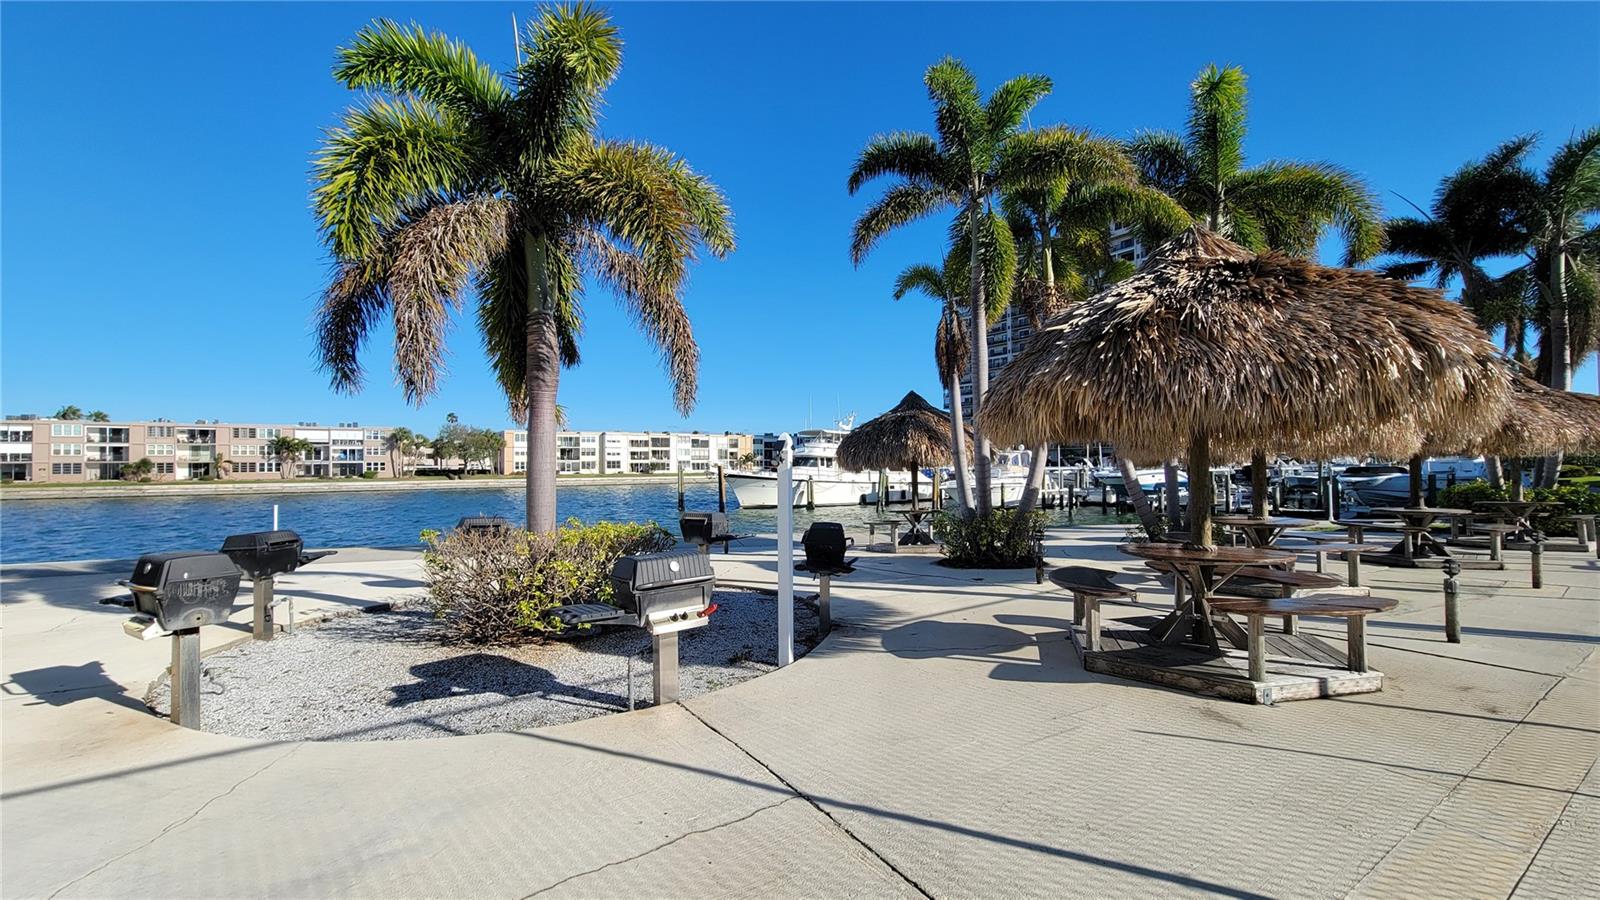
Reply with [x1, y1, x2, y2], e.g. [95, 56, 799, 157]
[3, 2, 1596, 435]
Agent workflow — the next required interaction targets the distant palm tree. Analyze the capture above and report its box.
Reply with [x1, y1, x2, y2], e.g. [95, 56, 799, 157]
[121, 458, 154, 481]
[1382, 136, 1541, 362]
[1132, 64, 1382, 516]
[54, 405, 83, 420]
[1512, 127, 1600, 394]
[849, 58, 1130, 515]
[214, 457, 232, 479]
[267, 436, 313, 480]
[88, 410, 110, 423]
[312, 5, 734, 531]
[1128, 65, 1382, 263]
[385, 427, 417, 477]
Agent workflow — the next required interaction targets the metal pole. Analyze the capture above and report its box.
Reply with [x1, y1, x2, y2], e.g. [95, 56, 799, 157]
[817, 575, 831, 636]
[272, 504, 279, 530]
[1530, 532, 1545, 589]
[717, 465, 726, 513]
[652, 631, 679, 704]
[1442, 559, 1462, 643]
[776, 434, 794, 667]
[170, 628, 202, 728]
[677, 469, 685, 510]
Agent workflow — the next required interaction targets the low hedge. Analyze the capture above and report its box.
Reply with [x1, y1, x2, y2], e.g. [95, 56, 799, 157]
[932, 507, 1048, 568]
[1437, 480, 1600, 537]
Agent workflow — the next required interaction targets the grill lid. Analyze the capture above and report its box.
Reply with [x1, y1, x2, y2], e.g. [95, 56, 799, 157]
[220, 530, 303, 554]
[610, 549, 715, 590]
[130, 551, 242, 588]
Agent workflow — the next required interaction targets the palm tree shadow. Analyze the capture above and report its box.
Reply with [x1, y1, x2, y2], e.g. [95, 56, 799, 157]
[387, 653, 628, 710]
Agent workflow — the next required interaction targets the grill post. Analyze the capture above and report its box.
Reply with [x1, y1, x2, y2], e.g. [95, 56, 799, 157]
[252, 576, 276, 641]
[653, 631, 680, 704]
[170, 628, 202, 728]
[817, 575, 832, 635]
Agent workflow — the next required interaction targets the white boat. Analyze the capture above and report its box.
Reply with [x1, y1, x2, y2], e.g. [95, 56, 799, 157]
[725, 419, 920, 508]
[939, 450, 1091, 507]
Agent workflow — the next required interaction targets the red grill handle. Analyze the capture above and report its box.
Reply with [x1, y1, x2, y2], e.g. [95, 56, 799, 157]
[698, 603, 719, 618]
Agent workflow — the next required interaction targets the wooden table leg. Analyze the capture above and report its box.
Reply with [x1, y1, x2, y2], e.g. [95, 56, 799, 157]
[1347, 616, 1367, 672]
[1347, 551, 1361, 588]
[1247, 615, 1265, 681]
[1085, 598, 1102, 652]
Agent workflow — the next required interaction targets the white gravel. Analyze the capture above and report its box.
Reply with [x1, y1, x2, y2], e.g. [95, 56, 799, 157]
[147, 590, 819, 741]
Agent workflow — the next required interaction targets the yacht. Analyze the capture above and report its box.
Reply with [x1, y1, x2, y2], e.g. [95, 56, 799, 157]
[725, 418, 921, 508]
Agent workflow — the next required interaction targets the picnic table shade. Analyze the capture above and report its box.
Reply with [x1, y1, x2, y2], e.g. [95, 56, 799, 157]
[837, 390, 970, 511]
[980, 227, 1509, 547]
[1430, 374, 1600, 459]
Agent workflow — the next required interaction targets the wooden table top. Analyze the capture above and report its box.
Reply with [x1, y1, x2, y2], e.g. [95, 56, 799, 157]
[1212, 515, 1305, 527]
[1208, 595, 1399, 617]
[1374, 507, 1473, 518]
[1118, 542, 1294, 566]
[1474, 500, 1558, 510]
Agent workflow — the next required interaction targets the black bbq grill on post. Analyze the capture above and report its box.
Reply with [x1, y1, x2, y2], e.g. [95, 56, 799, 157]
[220, 530, 337, 641]
[679, 511, 744, 555]
[111, 551, 243, 729]
[456, 516, 511, 534]
[551, 548, 718, 705]
[798, 522, 857, 637]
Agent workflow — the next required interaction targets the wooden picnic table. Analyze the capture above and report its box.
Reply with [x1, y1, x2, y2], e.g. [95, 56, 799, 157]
[1373, 507, 1474, 560]
[1473, 500, 1560, 542]
[898, 508, 936, 546]
[1211, 515, 1305, 549]
[1118, 542, 1294, 652]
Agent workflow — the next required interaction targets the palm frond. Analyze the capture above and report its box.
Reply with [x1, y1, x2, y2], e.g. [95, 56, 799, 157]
[1228, 160, 1382, 264]
[892, 263, 950, 303]
[998, 126, 1136, 193]
[1543, 125, 1600, 215]
[312, 98, 481, 260]
[924, 58, 985, 165]
[984, 73, 1052, 139]
[560, 139, 700, 287]
[512, 3, 623, 167]
[847, 131, 946, 194]
[317, 256, 391, 393]
[947, 207, 1018, 322]
[1127, 130, 1199, 204]
[1186, 64, 1248, 189]
[575, 228, 699, 414]
[334, 19, 510, 117]
[850, 182, 948, 265]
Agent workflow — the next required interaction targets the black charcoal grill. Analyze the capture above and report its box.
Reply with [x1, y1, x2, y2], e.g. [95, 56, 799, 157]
[679, 511, 743, 555]
[456, 516, 511, 534]
[117, 551, 242, 631]
[550, 548, 718, 704]
[219, 530, 336, 641]
[798, 522, 856, 637]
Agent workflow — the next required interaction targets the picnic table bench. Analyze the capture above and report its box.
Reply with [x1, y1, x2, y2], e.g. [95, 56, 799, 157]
[1565, 514, 1597, 554]
[1207, 595, 1398, 681]
[865, 518, 904, 551]
[1213, 566, 1345, 634]
[1048, 566, 1137, 652]
[1286, 541, 1387, 586]
[1470, 523, 1521, 561]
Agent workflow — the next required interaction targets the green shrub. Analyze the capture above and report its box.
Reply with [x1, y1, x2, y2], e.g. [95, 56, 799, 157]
[1557, 464, 1591, 480]
[359, 469, 379, 479]
[420, 518, 675, 644]
[1438, 479, 1507, 509]
[932, 507, 1048, 568]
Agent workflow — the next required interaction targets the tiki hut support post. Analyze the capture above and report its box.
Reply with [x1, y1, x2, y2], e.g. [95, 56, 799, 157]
[1408, 454, 1426, 508]
[1189, 432, 1216, 548]
[910, 466, 920, 511]
[1251, 449, 1269, 517]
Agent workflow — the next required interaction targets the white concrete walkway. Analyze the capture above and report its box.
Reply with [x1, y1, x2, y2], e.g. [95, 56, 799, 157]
[2, 527, 1595, 898]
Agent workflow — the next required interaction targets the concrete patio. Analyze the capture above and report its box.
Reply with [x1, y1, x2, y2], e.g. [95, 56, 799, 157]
[2, 525, 1595, 898]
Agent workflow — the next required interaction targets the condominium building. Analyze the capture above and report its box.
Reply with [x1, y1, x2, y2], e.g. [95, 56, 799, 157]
[499, 430, 753, 476]
[0, 418, 398, 483]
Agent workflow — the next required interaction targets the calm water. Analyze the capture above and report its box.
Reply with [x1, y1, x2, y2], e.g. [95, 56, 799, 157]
[0, 482, 1133, 564]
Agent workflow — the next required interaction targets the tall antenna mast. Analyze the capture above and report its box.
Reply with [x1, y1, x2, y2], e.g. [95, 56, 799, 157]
[512, 13, 522, 64]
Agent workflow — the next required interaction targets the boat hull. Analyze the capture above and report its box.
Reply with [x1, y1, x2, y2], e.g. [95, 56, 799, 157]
[726, 471, 891, 508]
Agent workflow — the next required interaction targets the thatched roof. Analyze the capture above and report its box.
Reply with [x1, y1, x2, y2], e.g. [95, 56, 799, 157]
[837, 391, 964, 472]
[1432, 375, 1600, 458]
[980, 227, 1509, 461]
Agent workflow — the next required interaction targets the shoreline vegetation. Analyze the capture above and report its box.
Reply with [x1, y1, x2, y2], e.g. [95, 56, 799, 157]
[0, 471, 716, 502]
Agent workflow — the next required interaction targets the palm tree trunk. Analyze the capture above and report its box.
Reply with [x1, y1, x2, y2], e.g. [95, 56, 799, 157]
[1117, 457, 1160, 539]
[1485, 456, 1504, 490]
[1408, 454, 1425, 507]
[1541, 249, 1569, 488]
[967, 194, 993, 516]
[1162, 459, 1182, 529]
[1250, 449, 1269, 517]
[946, 369, 975, 516]
[524, 232, 561, 533]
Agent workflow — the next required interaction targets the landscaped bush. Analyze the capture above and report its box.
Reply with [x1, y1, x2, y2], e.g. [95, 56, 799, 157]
[932, 507, 1048, 568]
[1438, 479, 1599, 537]
[420, 518, 675, 644]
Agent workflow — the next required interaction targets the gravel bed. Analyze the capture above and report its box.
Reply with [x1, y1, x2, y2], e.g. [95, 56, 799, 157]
[147, 590, 819, 741]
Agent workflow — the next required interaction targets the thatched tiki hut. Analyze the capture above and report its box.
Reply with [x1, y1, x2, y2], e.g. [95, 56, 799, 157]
[981, 227, 1508, 547]
[837, 391, 965, 510]
[1426, 374, 1600, 499]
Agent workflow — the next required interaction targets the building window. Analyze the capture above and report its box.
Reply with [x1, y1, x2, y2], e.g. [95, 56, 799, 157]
[155, 462, 174, 475]
[513, 460, 527, 473]
[364, 461, 386, 472]
[51, 443, 83, 456]
[261, 460, 280, 473]
[51, 424, 83, 437]
[0, 428, 32, 442]
[231, 427, 259, 439]
[146, 444, 175, 456]
[51, 462, 83, 475]
[147, 425, 174, 438]
[261, 428, 281, 439]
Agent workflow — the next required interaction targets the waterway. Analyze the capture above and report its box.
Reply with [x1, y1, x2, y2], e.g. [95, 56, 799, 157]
[0, 482, 1135, 564]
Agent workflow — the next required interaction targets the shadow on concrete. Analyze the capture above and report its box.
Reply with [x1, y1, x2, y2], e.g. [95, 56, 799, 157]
[2, 662, 148, 713]
[1366, 619, 1600, 644]
[388, 654, 628, 710]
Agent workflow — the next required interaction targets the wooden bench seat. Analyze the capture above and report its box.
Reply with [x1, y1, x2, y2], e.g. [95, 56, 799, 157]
[1208, 595, 1398, 680]
[1048, 566, 1137, 652]
[1471, 523, 1521, 561]
[865, 519, 903, 552]
[1284, 532, 1351, 544]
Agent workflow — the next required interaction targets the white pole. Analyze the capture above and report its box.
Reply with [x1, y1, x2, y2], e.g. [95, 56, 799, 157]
[776, 433, 794, 667]
[272, 504, 279, 530]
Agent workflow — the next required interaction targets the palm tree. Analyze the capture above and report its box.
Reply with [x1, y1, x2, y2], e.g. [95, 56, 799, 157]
[120, 458, 154, 481]
[214, 456, 232, 479]
[386, 426, 416, 477]
[88, 410, 110, 423]
[849, 58, 1131, 517]
[312, 5, 734, 532]
[1131, 64, 1382, 517]
[1003, 173, 1189, 515]
[1515, 127, 1600, 394]
[54, 405, 82, 420]
[267, 436, 313, 480]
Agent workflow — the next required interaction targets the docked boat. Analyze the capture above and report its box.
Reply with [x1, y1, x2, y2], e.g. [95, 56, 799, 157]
[725, 420, 920, 508]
